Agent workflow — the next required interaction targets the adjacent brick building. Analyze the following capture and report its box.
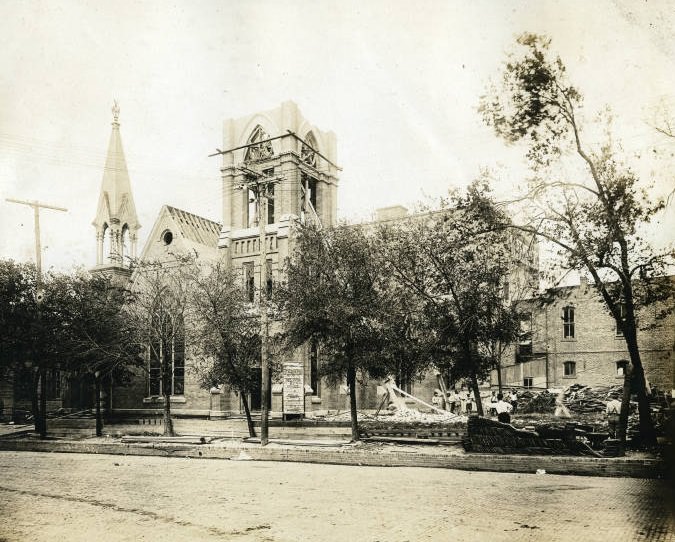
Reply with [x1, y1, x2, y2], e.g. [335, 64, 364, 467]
[492, 276, 675, 393]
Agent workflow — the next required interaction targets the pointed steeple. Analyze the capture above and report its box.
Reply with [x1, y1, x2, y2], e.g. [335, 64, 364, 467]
[93, 101, 141, 267]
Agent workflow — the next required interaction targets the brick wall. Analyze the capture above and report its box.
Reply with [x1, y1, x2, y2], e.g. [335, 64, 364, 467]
[493, 281, 675, 391]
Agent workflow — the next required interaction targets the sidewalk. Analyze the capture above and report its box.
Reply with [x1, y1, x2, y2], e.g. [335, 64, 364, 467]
[0, 421, 665, 479]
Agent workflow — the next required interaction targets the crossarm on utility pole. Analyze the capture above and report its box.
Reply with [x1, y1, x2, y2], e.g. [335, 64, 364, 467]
[5, 198, 68, 281]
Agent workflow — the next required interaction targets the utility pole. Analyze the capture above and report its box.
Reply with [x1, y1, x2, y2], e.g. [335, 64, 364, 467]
[6, 197, 67, 438]
[237, 169, 279, 446]
[6, 198, 68, 281]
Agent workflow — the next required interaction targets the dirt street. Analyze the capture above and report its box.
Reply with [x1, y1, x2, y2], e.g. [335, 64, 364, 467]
[0, 451, 672, 541]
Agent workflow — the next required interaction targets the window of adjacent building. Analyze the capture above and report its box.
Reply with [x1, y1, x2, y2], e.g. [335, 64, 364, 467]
[616, 303, 626, 336]
[243, 262, 255, 303]
[517, 312, 533, 360]
[562, 305, 575, 339]
[310, 340, 320, 397]
[616, 360, 628, 377]
[563, 361, 576, 377]
[523, 377, 533, 389]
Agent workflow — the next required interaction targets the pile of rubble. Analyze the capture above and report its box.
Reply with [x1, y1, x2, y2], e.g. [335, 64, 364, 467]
[319, 408, 465, 424]
[519, 384, 625, 415]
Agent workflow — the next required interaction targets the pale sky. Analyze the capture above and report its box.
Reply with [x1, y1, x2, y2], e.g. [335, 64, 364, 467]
[1, 0, 674, 272]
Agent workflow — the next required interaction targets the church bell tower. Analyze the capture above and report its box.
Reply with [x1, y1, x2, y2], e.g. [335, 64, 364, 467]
[92, 101, 141, 280]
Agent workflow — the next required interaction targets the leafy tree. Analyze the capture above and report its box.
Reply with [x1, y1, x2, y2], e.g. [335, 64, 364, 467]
[0, 260, 40, 427]
[277, 223, 390, 441]
[187, 258, 263, 438]
[480, 33, 674, 446]
[124, 258, 193, 436]
[377, 183, 523, 415]
[59, 271, 144, 436]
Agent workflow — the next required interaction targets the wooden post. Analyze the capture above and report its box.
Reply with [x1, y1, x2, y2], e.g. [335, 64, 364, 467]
[259, 187, 270, 446]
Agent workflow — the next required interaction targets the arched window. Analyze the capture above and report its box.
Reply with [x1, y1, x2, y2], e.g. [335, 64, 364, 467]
[244, 125, 274, 162]
[300, 132, 318, 167]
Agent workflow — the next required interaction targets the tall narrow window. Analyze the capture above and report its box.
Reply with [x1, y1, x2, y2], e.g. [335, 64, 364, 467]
[265, 259, 273, 299]
[149, 337, 161, 396]
[173, 326, 185, 395]
[243, 262, 255, 302]
[301, 173, 318, 216]
[310, 341, 319, 397]
[247, 188, 258, 228]
[616, 303, 626, 336]
[562, 305, 575, 339]
[266, 183, 275, 225]
[517, 312, 533, 361]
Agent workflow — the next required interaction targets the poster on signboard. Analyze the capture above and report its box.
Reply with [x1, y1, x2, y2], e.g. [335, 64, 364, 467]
[282, 361, 304, 415]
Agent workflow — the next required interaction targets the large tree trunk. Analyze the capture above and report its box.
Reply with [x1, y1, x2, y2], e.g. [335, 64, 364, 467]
[469, 372, 484, 417]
[240, 389, 257, 438]
[95, 375, 103, 437]
[39, 367, 47, 439]
[161, 354, 175, 437]
[162, 391, 175, 436]
[624, 328, 656, 447]
[496, 359, 503, 394]
[30, 369, 40, 434]
[347, 364, 359, 442]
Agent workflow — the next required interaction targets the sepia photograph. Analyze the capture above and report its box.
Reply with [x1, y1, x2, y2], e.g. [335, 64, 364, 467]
[1, 1, 674, 540]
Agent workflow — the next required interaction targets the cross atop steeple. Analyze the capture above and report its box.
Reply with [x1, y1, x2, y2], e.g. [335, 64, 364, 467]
[92, 101, 141, 270]
[112, 100, 120, 124]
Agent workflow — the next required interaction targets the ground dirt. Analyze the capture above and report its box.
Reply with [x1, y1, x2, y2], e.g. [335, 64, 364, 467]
[0, 451, 672, 542]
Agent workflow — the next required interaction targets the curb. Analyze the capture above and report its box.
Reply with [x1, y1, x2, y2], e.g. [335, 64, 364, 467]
[0, 438, 663, 479]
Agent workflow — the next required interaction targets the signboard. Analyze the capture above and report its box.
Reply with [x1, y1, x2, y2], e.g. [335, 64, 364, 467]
[282, 361, 305, 415]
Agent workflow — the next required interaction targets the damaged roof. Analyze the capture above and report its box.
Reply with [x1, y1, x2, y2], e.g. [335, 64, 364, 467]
[165, 205, 221, 248]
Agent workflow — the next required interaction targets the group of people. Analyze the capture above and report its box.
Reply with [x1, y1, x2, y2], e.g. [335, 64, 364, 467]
[432, 385, 630, 437]
[431, 388, 520, 422]
[432, 388, 476, 414]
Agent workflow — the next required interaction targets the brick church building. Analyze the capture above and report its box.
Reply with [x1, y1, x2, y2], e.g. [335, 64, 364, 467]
[90, 101, 674, 420]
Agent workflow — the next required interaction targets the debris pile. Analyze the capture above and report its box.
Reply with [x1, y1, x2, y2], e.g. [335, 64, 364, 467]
[518, 384, 627, 415]
[520, 391, 556, 414]
[565, 384, 623, 413]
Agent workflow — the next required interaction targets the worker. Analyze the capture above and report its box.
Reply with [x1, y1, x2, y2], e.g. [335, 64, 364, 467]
[509, 389, 519, 414]
[606, 393, 622, 438]
[495, 393, 513, 423]
[452, 389, 462, 414]
[489, 391, 498, 416]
